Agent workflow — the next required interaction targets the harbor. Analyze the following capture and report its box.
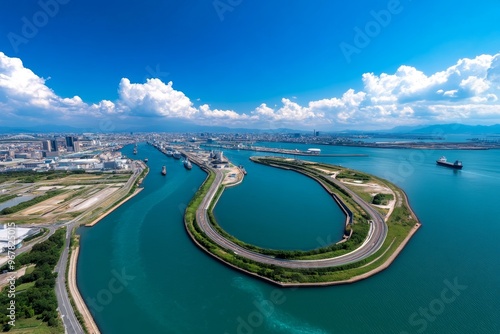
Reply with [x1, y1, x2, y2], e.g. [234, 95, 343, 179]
[148, 141, 245, 187]
[75, 142, 500, 333]
[203, 143, 368, 157]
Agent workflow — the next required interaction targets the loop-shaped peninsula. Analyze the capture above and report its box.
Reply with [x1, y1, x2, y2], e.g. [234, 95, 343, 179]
[184, 155, 421, 286]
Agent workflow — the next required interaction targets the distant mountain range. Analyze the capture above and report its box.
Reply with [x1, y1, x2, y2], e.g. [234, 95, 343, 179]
[0, 123, 499, 135]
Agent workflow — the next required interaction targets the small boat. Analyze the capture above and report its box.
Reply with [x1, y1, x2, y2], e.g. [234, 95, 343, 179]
[436, 156, 463, 170]
[133, 148, 137, 155]
[183, 158, 192, 170]
[144, 158, 149, 163]
[161, 166, 167, 175]
[239, 165, 247, 175]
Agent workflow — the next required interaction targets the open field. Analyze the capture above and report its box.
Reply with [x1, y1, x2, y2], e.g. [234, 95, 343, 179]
[67, 187, 119, 212]
[8, 317, 61, 334]
[0, 170, 137, 227]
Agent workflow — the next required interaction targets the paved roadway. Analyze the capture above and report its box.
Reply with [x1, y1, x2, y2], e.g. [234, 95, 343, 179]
[194, 164, 388, 269]
[55, 226, 84, 334]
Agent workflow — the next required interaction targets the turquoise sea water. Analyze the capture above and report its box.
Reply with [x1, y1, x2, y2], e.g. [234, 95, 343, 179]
[77, 142, 500, 334]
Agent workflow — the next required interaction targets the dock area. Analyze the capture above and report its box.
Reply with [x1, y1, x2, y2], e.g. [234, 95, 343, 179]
[203, 144, 368, 157]
[148, 142, 244, 187]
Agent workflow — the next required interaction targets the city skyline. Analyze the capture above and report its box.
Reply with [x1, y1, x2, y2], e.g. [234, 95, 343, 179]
[0, 1, 499, 131]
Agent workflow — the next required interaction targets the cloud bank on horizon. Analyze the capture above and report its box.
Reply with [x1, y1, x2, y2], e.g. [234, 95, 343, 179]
[1, 51, 499, 130]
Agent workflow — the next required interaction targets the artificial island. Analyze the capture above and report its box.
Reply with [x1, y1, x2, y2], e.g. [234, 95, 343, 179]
[183, 154, 421, 286]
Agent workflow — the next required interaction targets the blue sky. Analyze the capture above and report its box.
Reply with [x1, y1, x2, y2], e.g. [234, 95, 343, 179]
[0, 0, 499, 131]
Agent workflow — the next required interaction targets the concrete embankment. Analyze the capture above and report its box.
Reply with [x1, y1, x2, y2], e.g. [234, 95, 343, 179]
[85, 187, 143, 227]
[86, 163, 148, 227]
[203, 144, 368, 157]
[69, 247, 101, 333]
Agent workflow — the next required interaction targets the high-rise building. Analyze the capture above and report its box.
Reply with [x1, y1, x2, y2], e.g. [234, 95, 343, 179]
[65, 136, 79, 152]
[51, 139, 58, 151]
[42, 140, 51, 151]
[65, 136, 75, 148]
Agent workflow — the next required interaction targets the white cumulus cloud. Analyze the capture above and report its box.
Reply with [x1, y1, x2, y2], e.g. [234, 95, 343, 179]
[1, 51, 500, 130]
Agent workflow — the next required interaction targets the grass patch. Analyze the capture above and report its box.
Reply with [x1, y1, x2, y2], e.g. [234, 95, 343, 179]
[336, 170, 371, 182]
[59, 212, 83, 219]
[16, 281, 35, 292]
[23, 229, 46, 242]
[0, 170, 87, 184]
[343, 185, 373, 204]
[8, 317, 61, 334]
[372, 193, 394, 205]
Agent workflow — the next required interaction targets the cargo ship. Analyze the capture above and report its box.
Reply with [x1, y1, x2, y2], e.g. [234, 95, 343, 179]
[173, 151, 182, 159]
[436, 156, 463, 169]
[161, 166, 167, 175]
[183, 158, 192, 170]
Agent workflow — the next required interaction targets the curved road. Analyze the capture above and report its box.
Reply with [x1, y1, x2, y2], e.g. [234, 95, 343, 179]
[194, 162, 388, 269]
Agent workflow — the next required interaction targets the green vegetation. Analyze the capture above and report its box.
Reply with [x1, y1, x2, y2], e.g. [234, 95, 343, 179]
[6, 316, 62, 334]
[372, 193, 394, 205]
[0, 194, 17, 204]
[0, 228, 65, 331]
[16, 282, 35, 292]
[310, 163, 342, 172]
[185, 169, 215, 226]
[345, 186, 373, 204]
[336, 170, 371, 182]
[0, 190, 65, 215]
[0, 170, 72, 184]
[388, 205, 414, 227]
[22, 229, 47, 243]
[184, 157, 420, 285]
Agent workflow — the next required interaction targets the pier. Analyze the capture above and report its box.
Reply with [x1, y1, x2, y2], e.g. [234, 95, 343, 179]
[203, 144, 368, 157]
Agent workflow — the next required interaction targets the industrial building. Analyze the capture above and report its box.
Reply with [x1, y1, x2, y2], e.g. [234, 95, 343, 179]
[0, 224, 40, 253]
